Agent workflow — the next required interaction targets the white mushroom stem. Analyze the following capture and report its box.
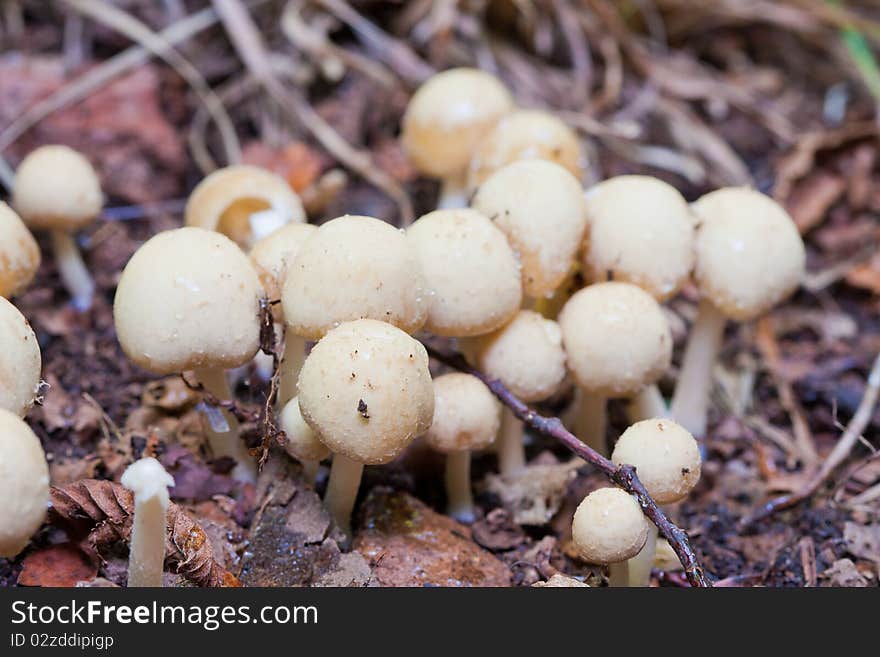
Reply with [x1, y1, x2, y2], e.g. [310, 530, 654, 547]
[301, 459, 321, 484]
[50, 229, 94, 311]
[623, 522, 659, 587]
[324, 453, 364, 540]
[670, 299, 727, 437]
[607, 561, 630, 588]
[497, 407, 526, 475]
[574, 389, 607, 456]
[437, 174, 468, 210]
[627, 385, 669, 423]
[445, 450, 475, 523]
[120, 458, 174, 588]
[194, 366, 257, 484]
[277, 333, 306, 408]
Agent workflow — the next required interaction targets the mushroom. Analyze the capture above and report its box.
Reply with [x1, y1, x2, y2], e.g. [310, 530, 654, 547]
[670, 187, 806, 437]
[12, 144, 102, 311]
[114, 227, 263, 483]
[0, 409, 49, 558]
[402, 68, 514, 208]
[467, 109, 584, 190]
[0, 202, 40, 299]
[278, 395, 331, 484]
[0, 296, 42, 417]
[571, 487, 650, 587]
[471, 310, 567, 475]
[472, 159, 588, 302]
[185, 165, 306, 249]
[424, 373, 501, 523]
[120, 457, 175, 587]
[558, 282, 672, 455]
[297, 319, 434, 538]
[611, 418, 701, 586]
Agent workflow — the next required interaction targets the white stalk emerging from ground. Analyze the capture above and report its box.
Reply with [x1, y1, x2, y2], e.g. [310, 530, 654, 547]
[627, 385, 669, 423]
[612, 522, 659, 587]
[497, 407, 526, 475]
[437, 174, 468, 209]
[50, 229, 94, 312]
[574, 389, 607, 456]
[445, 451, 474, 522]
[277, 333, 306, 407]
[324, 454, 364, 540]
[121, 458, 174, 588]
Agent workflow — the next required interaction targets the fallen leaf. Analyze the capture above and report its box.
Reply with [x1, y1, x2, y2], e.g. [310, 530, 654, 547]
[18, 544, 97, 587]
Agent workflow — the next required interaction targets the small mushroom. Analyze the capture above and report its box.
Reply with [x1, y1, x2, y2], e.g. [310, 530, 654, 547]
[558, 282, 672, 456]
[670, 187, 806, 437]
[0, 202, 40, 299]
[402, 68, 514, 208]
[0, 296, 42, 417]
[120, 457, 175, 587]
[0, 409, 49, 558]
[424, 373, 501, 523]
[298, 319, 434, 539]
[12, 145, 102, 311]
[114, 227, 263, 483]
[185, 165, 305, 249]
[278, 395, 331, 484]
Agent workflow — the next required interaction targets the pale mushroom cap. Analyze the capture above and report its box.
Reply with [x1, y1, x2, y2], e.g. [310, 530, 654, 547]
[473, 310, 566, 402]
[0, 297, 41, 417]
[407, 208, 522, 337]
[583, 175, 695, 300]
[692, 187, 806, 321]
[424, 373, 500, 453]
[114, 227, 263, 374]
[297, 319, 434, 465]
[472, 160, 588, 298]
[0, 202, 41, 298]
[279, 396, 332, 462]
[184, 165, 306, 249]
[249, 222, 317, 321]
[571, 487, 649, 564]
[612, 418, 702, 504]
[0, 409, 49, 558]
[12, 145, 102, 230]
[402, 68, 514, 178]
[120, 457, 175, 505]
[468, 109, 584, 188]
[282, 215, 429, 340]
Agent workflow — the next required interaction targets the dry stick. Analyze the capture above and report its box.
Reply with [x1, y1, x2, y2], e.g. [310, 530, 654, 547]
[427, 346, 710, 588]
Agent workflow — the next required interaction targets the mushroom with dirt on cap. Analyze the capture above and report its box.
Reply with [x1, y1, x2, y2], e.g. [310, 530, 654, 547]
[0, 202, 40, 299]
[278, 395, 330, 484]
[114, 227, 264, 483]
[670, 187, 806, 438]
[0, 296, 42, 418]
[12, 145, 102, 311]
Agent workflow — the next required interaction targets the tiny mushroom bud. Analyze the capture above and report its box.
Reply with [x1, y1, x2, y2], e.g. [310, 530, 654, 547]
[120, 457, 175, 587]
[278, 395, 331, 484]
[114, 227, 263, 483]
[402, 68, 514, 208]
[298, 319, 434, 538]
[12, 145, 102, 311]
[424, 373, 501, 523]
[558, 282, 672, 456]
[185, 165, 306, 249]
[0, 296, 42, 417]
[670, 187, 806, 437]
[0, 202, 40, 299]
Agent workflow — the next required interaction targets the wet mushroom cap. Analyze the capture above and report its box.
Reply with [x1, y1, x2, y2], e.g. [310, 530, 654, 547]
[114, 227, 263, 374]
[297, 319, 434, 465]
[250, 222, 317, 320]
[558, 282, 672, 397]
[582, 175, 695, 300]
[279, 396, 332, 462]
[0, 202, 41, 298]
[612, 418, 701, 504]
[401, 68, 514, 178]
[12, 144, 102, 230]
[691, 187, 805, 321]
[424, 373, 500, 453]
[0, 409, 49, 558]
[407, 208, 522, 337]
[282, 215, 429, 340]
[571, 487, 649, 564]
[0, 297, 42, 417]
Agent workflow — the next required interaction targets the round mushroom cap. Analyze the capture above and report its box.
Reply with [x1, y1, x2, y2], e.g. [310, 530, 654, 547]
[12, 145, 102, 230]
[114, 227, 263, 374]
[559, 282, 671, 397]
[250, 222, 317, 321]
[120, 457, 174, 503]
[472, 160, 588, 299]
[467, 110, 584, 189]
[0, 202, 40, 298]
[279, 396, 332, 462]
[297, 319, 434, 465]
[582, 175, 694, 301]
[402, 68, 514, 178]
[424, 373, 500, 453]
[571, 487, 649, 564]
[691, 187, 806, 321]
[0, 297, 41, 417]
[0, 409, 49, 558]
[612, 418, 701, 504]
[282, 215, 429, 340]
[185, 165, 305, 249]
[473, 310, 566, 402]
[407, 208, 522, 337]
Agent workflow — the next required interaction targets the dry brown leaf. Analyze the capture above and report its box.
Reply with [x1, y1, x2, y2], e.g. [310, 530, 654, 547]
[17, 543, 98, 587]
